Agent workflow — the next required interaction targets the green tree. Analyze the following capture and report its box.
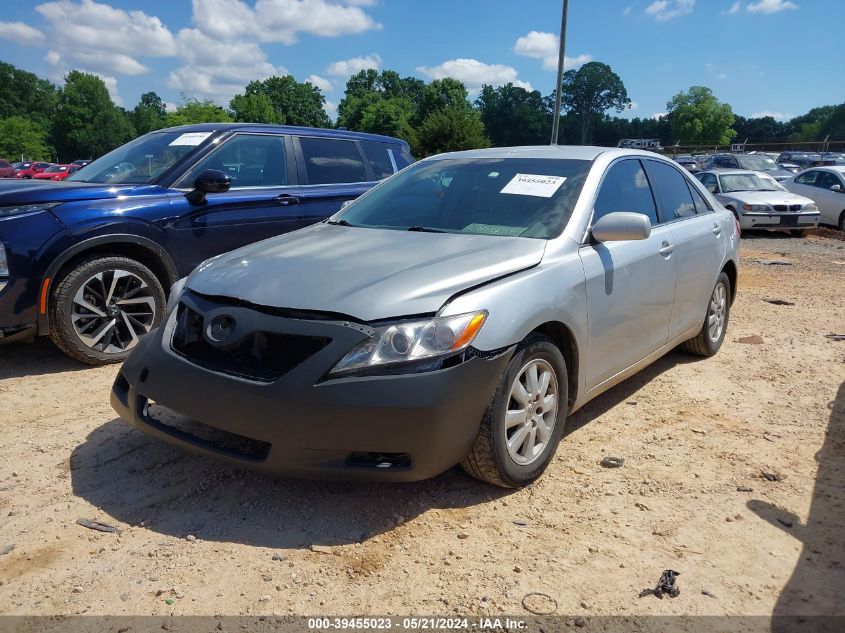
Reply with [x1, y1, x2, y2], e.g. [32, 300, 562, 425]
[164, 98, 232, 126]
[239, 76, 330, 127]
[559, 62, 631, 144]
[359, 98, 416, 144]
[229, 92, 284, 123]
[52, 71, 134, 161]
[821, 103, 845, 139]
[337, 69, 425, 131]
[416, 106, 490, 157]
[0, 61, 59, 129]
[475, 83, 550, 147]
[417, 78, 470, 123]
[666, 86, 735, 145]
[0, 116, 52, 160]
[132, 91, 167, 135]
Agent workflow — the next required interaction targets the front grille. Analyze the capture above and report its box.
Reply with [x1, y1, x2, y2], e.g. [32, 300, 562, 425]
[773, 204, 787, 212]
[171, 303, 330, 382]
[790, 204, 802, 211]
[773, 204, 804, 212]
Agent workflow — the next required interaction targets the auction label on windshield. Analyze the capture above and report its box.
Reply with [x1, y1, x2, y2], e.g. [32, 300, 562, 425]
[500, 173, 566, 198]
[169, 132, 213, 146]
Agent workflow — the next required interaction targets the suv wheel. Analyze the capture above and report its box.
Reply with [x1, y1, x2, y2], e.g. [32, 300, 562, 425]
[49, 255, 165, 365]
[461, 334, 567, 488]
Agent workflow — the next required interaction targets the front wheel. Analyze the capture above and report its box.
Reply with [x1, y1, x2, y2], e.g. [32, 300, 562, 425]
[49, 255, 165, 365]
[461, 334, 567, 488]
[680, 272, 731, 357]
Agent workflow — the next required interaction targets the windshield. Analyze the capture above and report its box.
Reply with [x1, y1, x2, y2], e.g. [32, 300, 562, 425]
[720, 173, 783, 193]
[736, 155, 779, 171]
[67, 130, 215, 184]
[335, 157, 592, 239]
[45, 166, 64, 173]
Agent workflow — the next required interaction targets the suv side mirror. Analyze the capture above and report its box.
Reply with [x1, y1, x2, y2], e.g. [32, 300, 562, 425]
[592, 212, 652, 242]
[831, 184, 843, 193]
[187, 169, 231, 204]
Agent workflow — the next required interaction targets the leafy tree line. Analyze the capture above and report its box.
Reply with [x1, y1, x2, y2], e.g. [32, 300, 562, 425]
[1, 59, 843, 163]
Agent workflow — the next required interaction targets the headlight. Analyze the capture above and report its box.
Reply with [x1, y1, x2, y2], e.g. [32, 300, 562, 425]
[742, 204, 770, 212]
[329, 310, 488, 377]
[803, 203, 818, 211]
[165, 277, 187, 316]
[0, 203, 61, 217]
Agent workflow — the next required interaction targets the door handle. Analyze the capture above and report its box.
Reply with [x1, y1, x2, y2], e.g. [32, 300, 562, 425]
[659, 241, 675, 257]
[712, 222, 722, 236]
[276, 195, 301, 206]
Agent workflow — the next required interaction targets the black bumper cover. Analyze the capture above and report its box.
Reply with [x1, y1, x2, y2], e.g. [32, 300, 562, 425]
[111, 306, 512, 482]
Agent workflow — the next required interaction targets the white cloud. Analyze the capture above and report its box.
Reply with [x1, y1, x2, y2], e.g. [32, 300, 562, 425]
[306, 74, 333, 92]
[44, 50, 62, 66]
[0, 21, 46, 45]
[190, 0, 381, 45]
[645, 0, 695, 21]
[326, 54, 381, 77]
[164, 102, 177, 113]
[751, 110, 793, 120]
[323, 99, 338, 121]
[623, 5, 634, 15]
[726, 1, 742, 13]
[417, 58, 531, 93]
[629, 101, 639, 111]
[747, 0, 797, 13]
[651, 112, 668, 120]
[513, 31, 592, 71]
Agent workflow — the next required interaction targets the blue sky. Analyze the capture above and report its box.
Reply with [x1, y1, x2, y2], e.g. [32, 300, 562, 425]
[0, 0, 840, 121]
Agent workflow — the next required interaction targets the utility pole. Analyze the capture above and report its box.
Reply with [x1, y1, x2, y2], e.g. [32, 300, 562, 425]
[550, 0, 569, 145]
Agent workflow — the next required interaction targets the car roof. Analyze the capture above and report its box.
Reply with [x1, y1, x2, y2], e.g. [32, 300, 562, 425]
[151, 122, 409, 145]
[817, 165, 845, 174]
[699, 169, 773, 177]
[421, 145, 651, 162]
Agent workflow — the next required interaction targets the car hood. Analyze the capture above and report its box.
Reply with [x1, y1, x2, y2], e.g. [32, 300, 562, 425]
[721, 191, 813, 206]
[0, 179, 171, 204]
[186, 223, 547, 321]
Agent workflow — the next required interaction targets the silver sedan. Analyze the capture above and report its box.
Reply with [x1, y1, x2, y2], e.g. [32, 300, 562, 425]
[112, 146, 740, 488]
[696, 169, 820, 232]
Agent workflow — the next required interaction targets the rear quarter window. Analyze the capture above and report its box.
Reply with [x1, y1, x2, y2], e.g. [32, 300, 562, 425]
[360, 140, 398, 180]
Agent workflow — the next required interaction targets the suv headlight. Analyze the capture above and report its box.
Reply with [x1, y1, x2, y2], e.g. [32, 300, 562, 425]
[742, 204, 770, 212]
[329, 310, 488, 377]
[0, 202, 61, 218]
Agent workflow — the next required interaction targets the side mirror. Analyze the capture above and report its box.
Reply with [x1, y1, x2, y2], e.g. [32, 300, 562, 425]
[340, 199, 353, 210]
[831, 184, 843, 193]
[592, 212, 652, 242]
[706, 184, 718, 194]
[187, 169, 231, 204]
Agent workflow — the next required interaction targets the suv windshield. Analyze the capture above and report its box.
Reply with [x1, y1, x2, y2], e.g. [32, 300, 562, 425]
[67, 130, 215, 185]
[736, 155, 779, 171]
[720, 173, 782, 193]
[335, 157, 592, 239]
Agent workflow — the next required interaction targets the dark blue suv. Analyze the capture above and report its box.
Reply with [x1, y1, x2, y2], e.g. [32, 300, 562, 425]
[0, 123, 412, 364]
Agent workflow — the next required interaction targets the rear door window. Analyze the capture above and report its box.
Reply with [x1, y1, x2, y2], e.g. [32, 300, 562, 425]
[818, 172, 842, 189]
[645, 160, 697, 221]
[299, 137, 367, 185]
[687, 181, 712, 214]
[593, 159, 658, 226]
[360, 140, 397, 180]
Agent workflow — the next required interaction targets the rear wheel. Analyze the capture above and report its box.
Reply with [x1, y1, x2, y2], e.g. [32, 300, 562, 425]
[680, 272, 731, 357]
[49, 255, 165, 365]
[461, 334, 567, 488]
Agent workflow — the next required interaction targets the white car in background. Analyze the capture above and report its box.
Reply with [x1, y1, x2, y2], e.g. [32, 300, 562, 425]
[696, 170, 820, 233]
[783, 166, 845, 231]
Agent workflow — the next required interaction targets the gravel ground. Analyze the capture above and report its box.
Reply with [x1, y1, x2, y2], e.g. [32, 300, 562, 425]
[0, 230, 843, 622]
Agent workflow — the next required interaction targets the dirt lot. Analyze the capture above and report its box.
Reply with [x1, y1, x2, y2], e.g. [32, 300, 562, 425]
[1, 232, 843, 623]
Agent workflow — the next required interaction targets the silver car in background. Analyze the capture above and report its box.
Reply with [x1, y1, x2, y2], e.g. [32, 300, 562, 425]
[783, 166, 845, 230]
[112, 147, 739, 488]
[696, 169, 820, 232]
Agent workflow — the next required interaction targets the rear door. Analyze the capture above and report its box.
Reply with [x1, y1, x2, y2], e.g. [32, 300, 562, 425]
[579, 158, 677, 391]
[814, 171, 845, 225]
[644, 159, 725, 340]
[166, 132, 301, 272]
[292, 136, 376, 226]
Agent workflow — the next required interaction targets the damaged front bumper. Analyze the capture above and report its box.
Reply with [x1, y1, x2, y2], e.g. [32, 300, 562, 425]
[111, 291, 512, 482]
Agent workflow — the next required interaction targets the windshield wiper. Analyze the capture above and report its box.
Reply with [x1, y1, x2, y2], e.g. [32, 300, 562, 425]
[407, 226, 448, 233]
[326, 219, 354, 227]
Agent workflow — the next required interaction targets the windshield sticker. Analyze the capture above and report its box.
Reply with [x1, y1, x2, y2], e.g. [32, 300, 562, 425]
[463, 223, 525, 236]
[500, 173, 566, 198]
[169, 132, 213, 147]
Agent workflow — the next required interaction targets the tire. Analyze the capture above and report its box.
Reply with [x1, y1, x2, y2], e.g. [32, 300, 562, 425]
[790, 229, 808, 237]
[839, 211, 845, 232]
[461, 333, 568, 488]
[680, 272, 731, 358]
[49, 255, 165, 365]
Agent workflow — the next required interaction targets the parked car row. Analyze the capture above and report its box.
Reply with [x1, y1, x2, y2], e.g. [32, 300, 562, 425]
[0, 159, 91, 179]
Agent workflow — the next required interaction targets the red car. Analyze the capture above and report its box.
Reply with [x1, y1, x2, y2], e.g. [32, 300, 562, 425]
[0, 159, 15, 178]
[15, 162, 53, 179]
[33, 164, 78, 181]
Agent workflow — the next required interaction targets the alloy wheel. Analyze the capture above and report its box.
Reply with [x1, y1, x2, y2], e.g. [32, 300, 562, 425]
[707, 282, 727, 343]
[71, 269, 157, 354]
[505, 358, 559, 466]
